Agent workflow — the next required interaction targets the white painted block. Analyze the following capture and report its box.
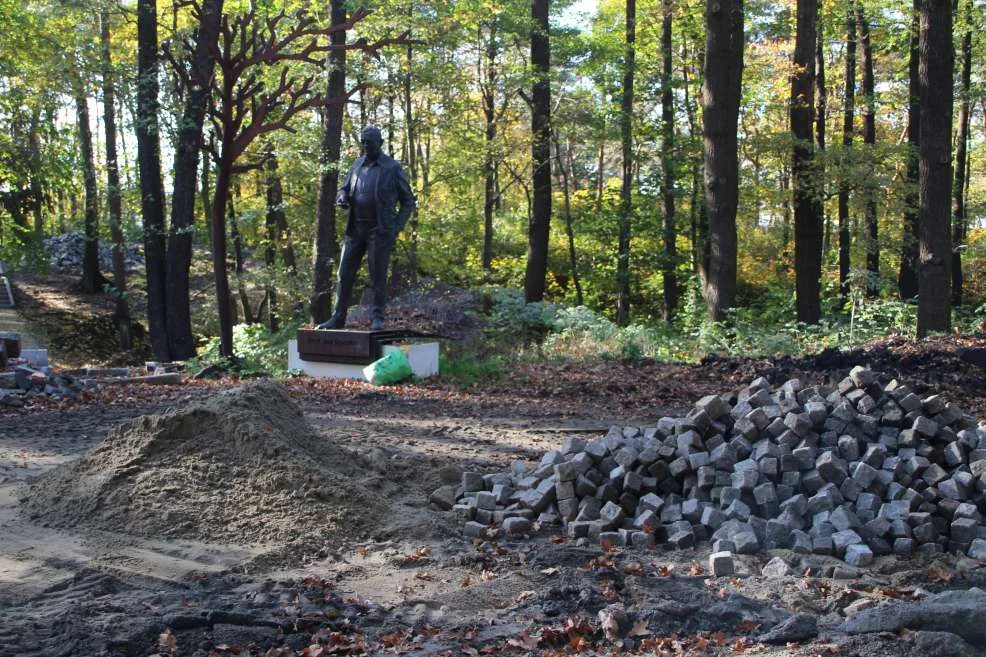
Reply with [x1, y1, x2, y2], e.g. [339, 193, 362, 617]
[287, 339, 440, 380]
[382, 342, 440, 379]
[287, 339, 369, 380]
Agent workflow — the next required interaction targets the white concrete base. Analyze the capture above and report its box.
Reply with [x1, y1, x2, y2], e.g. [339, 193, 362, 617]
[382, 342, 440, 378]
[288, 339, 439, 381]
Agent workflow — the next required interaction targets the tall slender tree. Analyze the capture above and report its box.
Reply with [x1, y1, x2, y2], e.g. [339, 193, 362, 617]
[165, 0, 224, 360]
[100, 11, 131, 349]
[615, 0, 635, 325]
[75, 78, 102, 295]
[660, 0, 677, 320]
[899, 0, 921, 300]
[525, 0, 552, 302]
[136, 0, 170, 359]
[792, 0, 823, 324]
[856, 3, 878, 295]
[951, 0, 972, 307]
[838, 2, 856, 308]
[701, 0, 744, 321]
[917, 0, 953, 336]
[311, 0, 347, 324]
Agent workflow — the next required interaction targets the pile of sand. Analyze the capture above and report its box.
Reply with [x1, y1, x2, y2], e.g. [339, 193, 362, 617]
[21, 381, 387, 544]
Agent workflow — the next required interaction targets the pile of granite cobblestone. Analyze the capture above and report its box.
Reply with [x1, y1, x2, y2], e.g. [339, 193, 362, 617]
[432, 367, 986, 566]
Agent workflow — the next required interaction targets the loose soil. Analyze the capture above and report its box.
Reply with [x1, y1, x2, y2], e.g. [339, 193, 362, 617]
[3, 277, 986, 656]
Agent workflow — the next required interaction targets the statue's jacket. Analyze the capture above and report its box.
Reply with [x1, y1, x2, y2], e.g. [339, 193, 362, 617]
[337, 153, 416, 241]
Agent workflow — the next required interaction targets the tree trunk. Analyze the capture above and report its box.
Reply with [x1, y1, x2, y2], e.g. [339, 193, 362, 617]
[838, 3, 856, 308]
[211, 160, 235, 358]
[311, 0, 346, 324]
[136, 0, 170, 359]
[229, 197, 252, 324]
[682, 46, 703, 275]
[660, 0, 677, 320]
[701, 0, 743, 321]
[951, 2, 971, 307]
[525, 0, 552, 303]
[553, 131, 583, 306]
[595, 138, 605, 213]
[167, 0, 223, 360]
[792, 0, 823, 324]
[75, 85, 102, 295]
[815, 12, 827, 254]
[917, 0, 953, 337]
[402, 14, 419, 280]
[481, 22, 499, 273]
[616, 0, 636, 326]
[857, 4, 878, 295]
[101, 12, 132, 349]
[899, 0, 921, 300]
[264, 149, 280, 332]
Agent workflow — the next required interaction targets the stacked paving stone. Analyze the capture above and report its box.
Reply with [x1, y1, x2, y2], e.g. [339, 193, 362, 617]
[44, 233, 144, 271]
[0, 365, 86, 406]
[434, 367, 986, 565]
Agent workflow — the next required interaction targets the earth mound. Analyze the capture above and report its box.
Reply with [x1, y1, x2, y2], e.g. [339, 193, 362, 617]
[21, 381, 386, 544]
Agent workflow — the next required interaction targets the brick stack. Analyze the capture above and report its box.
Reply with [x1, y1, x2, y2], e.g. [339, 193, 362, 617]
[433, 367, 986, 564]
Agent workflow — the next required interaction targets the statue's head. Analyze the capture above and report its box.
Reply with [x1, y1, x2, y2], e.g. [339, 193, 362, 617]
[361, 126, 383, 161]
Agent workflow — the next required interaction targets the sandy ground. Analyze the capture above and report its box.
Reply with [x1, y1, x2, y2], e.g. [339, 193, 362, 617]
[3, 381, 986, 657]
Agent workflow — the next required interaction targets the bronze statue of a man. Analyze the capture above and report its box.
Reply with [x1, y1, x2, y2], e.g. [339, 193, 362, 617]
[319, 126, 416, 331]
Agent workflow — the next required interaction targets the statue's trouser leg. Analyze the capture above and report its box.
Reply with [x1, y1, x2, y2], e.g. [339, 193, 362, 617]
[366, 226, 392, 321]
[332, 229, 368, 323]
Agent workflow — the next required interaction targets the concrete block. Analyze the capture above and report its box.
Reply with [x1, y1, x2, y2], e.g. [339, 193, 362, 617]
[709, 551, 735, 576]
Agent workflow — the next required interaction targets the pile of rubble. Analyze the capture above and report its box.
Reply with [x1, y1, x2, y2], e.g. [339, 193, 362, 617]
[44, 232, 144, 271]
[0, 365, 86, 406]
[434, 367, 986, 565]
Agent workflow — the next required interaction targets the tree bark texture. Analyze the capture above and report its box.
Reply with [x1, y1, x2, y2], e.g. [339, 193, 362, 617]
[917, 0, 953, 337]
[101, 12, 132, 349]
[899, 0, 921, 300]
[660, 0, 677, 320]
[75, 87, 101, 295]
[856, 4, 879, 294]
[838, 4, 855, 308]
[136, 0, 170, 360]
[167, 0, 224, 359]
[702, 0, 744, 321]
[211, 160, 235, 358]
[311, 0, 346, 324]
[616, 0, 635, 326]
[951, 3, 971, 306]
[524, 0, 552, 303]
[792, 0, 823, 324]
[481, 22, 499, 273]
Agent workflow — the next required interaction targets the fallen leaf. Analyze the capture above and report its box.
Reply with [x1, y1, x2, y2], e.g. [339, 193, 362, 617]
[540, 567, 560, 576]
[600, 609, 621, 640]
[656, 564, 673, 577]
[460, 576, 471, 588]
[623, 562, 644, 575]
[158, 631, 176, 651]
[355, 547, 369, 558]
[688, 560, 705, 576]
[926, 563, 954, 584]
[600, 579, 618, 599]
[414, 571, 434, 581]
[480, 570, 495, 582]
[506, 631, 540, 649]
[628, 619, 650, 636]
[514, 590, 537, 604]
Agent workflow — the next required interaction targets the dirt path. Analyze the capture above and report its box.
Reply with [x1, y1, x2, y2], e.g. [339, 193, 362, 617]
[2, 379, 986, 657]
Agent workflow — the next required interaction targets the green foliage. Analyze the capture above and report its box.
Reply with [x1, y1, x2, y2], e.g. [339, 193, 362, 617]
[193, 318, 304, 376]
[439, 352, 504, 388]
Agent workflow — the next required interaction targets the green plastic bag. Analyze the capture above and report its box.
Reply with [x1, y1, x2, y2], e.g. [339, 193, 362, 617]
[363, 348, 413, 385]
